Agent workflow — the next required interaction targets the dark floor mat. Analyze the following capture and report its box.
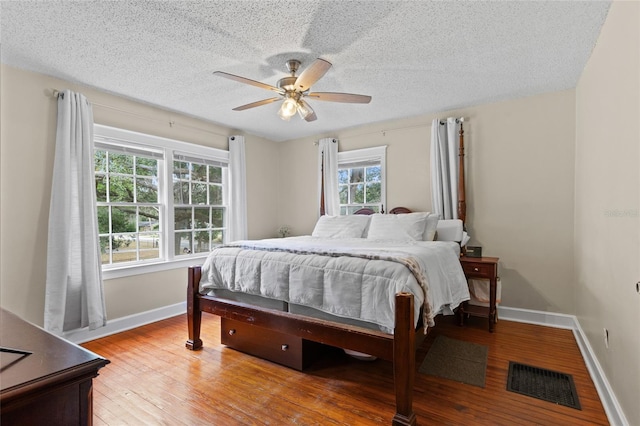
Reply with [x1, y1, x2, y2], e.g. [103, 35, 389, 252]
[419, 336, 488, 387]
[507, 361, 581, 410]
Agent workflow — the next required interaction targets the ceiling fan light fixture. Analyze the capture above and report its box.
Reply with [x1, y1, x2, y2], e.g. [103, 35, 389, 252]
[278, 97, 298, 120]
[297, 101, 312, 119]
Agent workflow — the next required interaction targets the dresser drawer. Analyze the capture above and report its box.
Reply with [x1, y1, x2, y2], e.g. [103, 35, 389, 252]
[461, 261, 496, 279]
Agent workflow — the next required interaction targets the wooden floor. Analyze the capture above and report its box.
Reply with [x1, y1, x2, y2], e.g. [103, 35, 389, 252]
[83, 313, 609, 425]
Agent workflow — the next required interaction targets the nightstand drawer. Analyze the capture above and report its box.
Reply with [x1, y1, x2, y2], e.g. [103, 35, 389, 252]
[461, 262, 495, 279]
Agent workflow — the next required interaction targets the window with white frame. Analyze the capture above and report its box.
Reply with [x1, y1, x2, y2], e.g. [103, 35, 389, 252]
[338, 146, 386, 215]
[94, 125, 229, 276]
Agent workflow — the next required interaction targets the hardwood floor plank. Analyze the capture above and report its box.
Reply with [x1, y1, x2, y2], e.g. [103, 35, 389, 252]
[83, 313, 609, 425]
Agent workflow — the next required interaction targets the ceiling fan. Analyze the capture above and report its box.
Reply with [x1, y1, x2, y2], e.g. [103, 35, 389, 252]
[214, 58, 372, 122]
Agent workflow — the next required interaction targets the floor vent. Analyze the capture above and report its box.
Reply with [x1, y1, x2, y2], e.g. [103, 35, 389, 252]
[506, 361, 581, 410]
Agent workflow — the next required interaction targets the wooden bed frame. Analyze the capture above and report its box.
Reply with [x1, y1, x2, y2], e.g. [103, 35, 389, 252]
[186, 121, 466, 425]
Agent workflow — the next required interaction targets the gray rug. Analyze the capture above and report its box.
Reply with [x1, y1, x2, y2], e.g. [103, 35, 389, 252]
[419, 335, 488, 388]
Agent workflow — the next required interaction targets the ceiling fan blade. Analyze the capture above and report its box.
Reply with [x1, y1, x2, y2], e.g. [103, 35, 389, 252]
[307, 92, 372, 104]
[214, 71, 283, 94]
[232, 97, 281, 111]
[295, 58, 332, 92]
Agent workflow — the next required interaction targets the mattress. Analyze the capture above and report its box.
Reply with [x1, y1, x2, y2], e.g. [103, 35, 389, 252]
[200, 236, 469, 334]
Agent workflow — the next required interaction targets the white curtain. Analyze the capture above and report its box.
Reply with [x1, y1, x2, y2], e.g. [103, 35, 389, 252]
[228, 135, 248, 241]
[45, 89, 106, 334]
[318, 138, 340, 216]
[430, 117, 460, 219]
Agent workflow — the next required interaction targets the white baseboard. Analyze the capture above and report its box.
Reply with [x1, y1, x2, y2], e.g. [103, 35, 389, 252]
[498, 305, 629, 426]
[63, 302, 186, 345]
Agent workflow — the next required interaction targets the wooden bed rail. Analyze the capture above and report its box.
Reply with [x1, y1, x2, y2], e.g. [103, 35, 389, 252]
[186, 266, 417, 426]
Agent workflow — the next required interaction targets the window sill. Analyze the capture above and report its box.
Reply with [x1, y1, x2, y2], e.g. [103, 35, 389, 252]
[102, 255, 209, 280]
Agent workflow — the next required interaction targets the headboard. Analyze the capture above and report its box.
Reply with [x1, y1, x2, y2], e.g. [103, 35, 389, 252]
[354, 207, 412, 215]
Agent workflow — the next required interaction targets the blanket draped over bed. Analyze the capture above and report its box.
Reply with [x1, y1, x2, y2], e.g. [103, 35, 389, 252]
[199, 236, 469, 334]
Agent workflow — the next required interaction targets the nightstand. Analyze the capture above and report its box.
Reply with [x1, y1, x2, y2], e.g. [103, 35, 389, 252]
[459, 256, 499, 332]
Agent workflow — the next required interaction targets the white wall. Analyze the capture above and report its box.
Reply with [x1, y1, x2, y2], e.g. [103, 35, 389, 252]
[575, 1, 640, 424]
[0, 64, 280, 325]
[278, 90, 577, 314]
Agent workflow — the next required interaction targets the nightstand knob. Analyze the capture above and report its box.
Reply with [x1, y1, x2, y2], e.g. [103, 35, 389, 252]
[228, 329, 236, 336]
[281, 344, 289, 351]
[474, 267, 479, 272]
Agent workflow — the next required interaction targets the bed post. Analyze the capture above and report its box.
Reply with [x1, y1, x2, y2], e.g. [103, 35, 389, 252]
[186, 266, 203, 350]
[457, 121, 466, 224]
[392, 293, 416, 426]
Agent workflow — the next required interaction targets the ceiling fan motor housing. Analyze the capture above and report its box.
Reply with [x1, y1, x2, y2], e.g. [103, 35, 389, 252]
[277, 76, 298, 91]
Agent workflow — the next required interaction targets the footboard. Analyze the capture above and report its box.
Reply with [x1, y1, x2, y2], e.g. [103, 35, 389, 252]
[185, 266, 416, 426]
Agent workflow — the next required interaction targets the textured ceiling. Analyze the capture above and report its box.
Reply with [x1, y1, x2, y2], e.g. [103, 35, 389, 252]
[1, 1, 610, 142]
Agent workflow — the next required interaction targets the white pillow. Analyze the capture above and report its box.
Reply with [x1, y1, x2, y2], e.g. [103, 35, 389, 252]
[435, 219, 464, 242]
[366, 212, 429, 241]
[423, 213, 440, 241]
[312, 215, 371, 238]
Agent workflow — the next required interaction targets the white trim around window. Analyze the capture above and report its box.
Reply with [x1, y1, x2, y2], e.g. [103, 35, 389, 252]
[94, 124, 229, 280]
[338, 145, 387, 214]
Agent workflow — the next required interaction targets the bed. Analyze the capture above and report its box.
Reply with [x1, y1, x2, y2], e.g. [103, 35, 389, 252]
[186, 125, 468, 426]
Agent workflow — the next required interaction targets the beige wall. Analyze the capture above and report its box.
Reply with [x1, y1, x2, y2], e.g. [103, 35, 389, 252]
[0, 65, 280, 325]
[575, 1, 640, 424]
[278, 90, 577, 313]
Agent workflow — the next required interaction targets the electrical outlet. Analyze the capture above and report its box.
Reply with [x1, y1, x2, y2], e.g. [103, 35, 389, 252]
[604, 328, 609, 349]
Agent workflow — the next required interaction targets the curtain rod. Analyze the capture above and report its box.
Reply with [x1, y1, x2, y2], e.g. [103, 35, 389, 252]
[50, 88, 229, 137]
[439, 117, 465, 125]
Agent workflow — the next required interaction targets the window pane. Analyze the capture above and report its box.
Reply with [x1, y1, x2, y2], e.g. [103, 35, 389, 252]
[194, 231, 210, 253]
[351, 183, 365, 203]
[192, 164, 207, 182]
[95, 175, 107, 202]
[109, 176, 134, 202]
[136, 177, 158, 203]
[173, 181, 189, 204]
[347, 206, 362, 215]
[112, 234, 136, 263]
[340, 206, 347, 215]
[174, 207, 192, 230]
[99, 236, 111, 264]
[339, 185, 348, 204]
[112, 206, 136, 233]
[212, 208, 224, 228]
[338, 169, 349, 184]
[350, 168, 364, 183]
[139, 233, 160, 260]
[194, 207, 209, 229]
[212, 230, 224, 245]
[138, 207, 159, 232]
[366, 182, 381, 203]
[109, 153, 133, 174]
[173, 161, 189, 179]
[97, 206, 109, 234]
[95, 150, 107, 172]
[209, 185, 223, 205]
[176, 232, 192, 254]
[366, 166, 381, 182]
[192, 183, 207, 204]
[136, 157, 157, 176]
[209, 166, 222, 184]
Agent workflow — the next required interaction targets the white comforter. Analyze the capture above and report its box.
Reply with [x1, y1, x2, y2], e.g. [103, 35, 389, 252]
[199, 236, 469, 334]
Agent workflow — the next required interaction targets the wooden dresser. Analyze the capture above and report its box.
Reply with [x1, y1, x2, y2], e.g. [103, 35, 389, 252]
[459, 256, 500, 332]
[0, 309, 109, 425]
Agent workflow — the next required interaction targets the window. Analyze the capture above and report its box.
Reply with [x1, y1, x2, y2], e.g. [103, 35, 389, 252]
[338, 146, 386, 215]
[95, 146, 162, 265]
[94, 125, 229, 278]
[172, 155, 227, 255]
